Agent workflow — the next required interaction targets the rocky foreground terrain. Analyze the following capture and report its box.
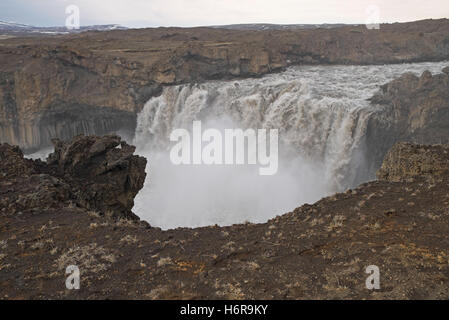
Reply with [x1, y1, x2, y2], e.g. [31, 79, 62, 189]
[1, 134, 449, 299]
[1, 18, 449, 151]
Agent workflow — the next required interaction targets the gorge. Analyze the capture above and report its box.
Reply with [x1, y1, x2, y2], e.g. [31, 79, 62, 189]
[132, 61, 448, 228]
[1, 19, 449, 299]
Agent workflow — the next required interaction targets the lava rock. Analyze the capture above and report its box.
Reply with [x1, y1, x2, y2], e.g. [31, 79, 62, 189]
[47, 134, 147, 219]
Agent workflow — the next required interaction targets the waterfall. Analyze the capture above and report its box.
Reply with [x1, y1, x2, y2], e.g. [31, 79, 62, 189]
[133, 61, 448, 229]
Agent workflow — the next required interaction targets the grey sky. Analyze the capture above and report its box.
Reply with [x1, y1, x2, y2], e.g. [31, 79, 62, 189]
[1, 0, 448, 27]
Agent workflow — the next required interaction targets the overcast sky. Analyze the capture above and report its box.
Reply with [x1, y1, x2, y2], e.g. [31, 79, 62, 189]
[1, 0, 448, 27]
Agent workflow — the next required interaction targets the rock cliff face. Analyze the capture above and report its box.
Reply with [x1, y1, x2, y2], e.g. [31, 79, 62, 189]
[365, 66, 449, 175]
[0, 134, 147, 219]
[1, 18, 449, 151]
[1, 137, 449, 299]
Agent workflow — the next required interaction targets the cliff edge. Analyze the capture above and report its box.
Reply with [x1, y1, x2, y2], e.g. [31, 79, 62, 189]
[1, 137, 449, 299]
[377, 142, 449, 182]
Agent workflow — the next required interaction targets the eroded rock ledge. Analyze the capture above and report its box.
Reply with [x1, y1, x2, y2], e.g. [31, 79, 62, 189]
[1, 136, 449, 299]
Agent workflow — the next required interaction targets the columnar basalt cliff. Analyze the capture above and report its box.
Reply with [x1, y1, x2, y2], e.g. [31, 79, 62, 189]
[1, 18, 449, 151]
[1, 136, 449, 299]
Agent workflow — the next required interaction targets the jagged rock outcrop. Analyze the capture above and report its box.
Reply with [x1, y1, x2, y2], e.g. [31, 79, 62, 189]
[46, 135, 147, 219]
[0, 135, 147, 219]
[1, 18, 449, 151]
[0, 143, 72, 214]
[377, 142, 449, 182]
[366, 66, 449, 175]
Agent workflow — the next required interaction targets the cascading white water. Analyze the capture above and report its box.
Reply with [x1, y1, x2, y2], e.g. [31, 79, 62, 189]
[133, 61, 448, 229]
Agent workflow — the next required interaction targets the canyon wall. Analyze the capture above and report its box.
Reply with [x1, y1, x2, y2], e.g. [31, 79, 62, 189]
[1, 19, 449, 151]
[366, 66, 449, 174]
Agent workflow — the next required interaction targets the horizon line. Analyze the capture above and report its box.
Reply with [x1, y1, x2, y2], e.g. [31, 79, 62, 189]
[1, 17, 448, 30]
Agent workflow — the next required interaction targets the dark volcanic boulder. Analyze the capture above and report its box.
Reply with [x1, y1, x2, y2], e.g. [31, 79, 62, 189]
[47, 134, 147, 219]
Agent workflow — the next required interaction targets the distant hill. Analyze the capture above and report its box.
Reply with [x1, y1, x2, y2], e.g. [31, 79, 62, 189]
[210, 23, 358, 30]
[0, 20, 127, 35]
[0, 21, 358, 35]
